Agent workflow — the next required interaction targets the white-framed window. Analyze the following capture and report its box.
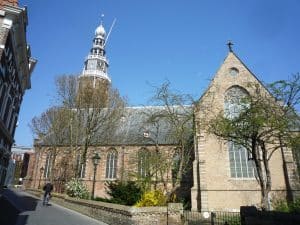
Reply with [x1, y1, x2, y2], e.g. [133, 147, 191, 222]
[105, 149, 117, 179]
[44, 152, 52, 179]
[228, 142, 255, 178]
[76, 153, 86, 178]
[138, 148, 150, 178]
[224, 86, 255, 178]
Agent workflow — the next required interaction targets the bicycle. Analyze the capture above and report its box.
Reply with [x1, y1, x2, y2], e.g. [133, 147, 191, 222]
[42, 192, 51, 206]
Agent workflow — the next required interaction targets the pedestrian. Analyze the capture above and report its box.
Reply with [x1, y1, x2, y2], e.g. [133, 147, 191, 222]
[42, 182, 53, 205]
[18, 177, 23, 185]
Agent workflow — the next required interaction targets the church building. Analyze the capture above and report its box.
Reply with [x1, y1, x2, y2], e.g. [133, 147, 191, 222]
[26, 20, 298, 212]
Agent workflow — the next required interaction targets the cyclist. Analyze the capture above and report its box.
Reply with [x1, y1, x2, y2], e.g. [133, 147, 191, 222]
[42, 182, 53, 205]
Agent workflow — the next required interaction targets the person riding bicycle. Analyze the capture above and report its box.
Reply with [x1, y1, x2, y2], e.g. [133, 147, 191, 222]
[42, 182, 53, 205]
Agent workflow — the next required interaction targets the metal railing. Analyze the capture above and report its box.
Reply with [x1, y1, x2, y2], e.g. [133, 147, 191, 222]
[183, 211, 241, 225]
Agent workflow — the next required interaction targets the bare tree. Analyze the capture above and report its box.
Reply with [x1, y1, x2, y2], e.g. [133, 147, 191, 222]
[30, 107, 70, 183]
[75, 79, 126, 178]
[140, 81, 194, 200]
[32, 75, 127, 181]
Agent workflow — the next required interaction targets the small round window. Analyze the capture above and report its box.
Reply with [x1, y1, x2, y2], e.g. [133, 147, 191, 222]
[229, 67, 239, 76]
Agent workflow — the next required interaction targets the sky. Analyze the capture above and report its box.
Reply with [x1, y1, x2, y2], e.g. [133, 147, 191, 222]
[15, 0, 300, 147]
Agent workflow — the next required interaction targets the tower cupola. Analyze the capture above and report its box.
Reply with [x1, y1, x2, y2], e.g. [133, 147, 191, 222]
[79, 19, 111, 86]
[95, 23, 106, 37]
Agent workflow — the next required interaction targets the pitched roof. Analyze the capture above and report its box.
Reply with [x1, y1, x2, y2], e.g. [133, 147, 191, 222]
[37, 105, 193, 147]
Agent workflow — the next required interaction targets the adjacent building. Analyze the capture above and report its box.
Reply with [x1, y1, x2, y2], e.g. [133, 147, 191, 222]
[0, 0, 36, 185]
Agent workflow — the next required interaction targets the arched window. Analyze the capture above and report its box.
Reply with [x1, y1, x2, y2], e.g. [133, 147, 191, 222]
[44, 152, 52, 178]
[229, 67, 239, 76]
[171, 149, 180, 186]
[138, 148, 150, 178]
[224, 86, 255, 178]
[224, 86, 249, 119]
[76, 153, 86, 178]
[106, 149, 118, 179]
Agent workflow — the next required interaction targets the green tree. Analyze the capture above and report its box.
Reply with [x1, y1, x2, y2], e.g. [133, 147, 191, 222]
[208, 75, 300, 209]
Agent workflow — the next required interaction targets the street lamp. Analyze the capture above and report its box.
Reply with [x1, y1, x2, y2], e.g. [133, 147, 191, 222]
[91, 153, 101, 199]
[38, 167, 44, 189]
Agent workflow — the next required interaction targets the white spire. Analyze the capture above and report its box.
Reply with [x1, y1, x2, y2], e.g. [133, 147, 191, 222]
[80, 16, 111, 83]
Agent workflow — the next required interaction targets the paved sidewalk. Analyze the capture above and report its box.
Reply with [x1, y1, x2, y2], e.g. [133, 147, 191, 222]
[0, 188, 108, 225]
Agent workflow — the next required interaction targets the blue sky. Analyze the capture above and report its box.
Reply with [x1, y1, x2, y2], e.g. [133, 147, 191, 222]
[16, 0, 300, 146]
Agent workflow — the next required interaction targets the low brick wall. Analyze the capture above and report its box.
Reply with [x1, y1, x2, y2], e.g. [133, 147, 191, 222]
[26, 189, 183, 225]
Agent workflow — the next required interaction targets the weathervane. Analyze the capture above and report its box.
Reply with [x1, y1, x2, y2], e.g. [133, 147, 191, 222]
[227, 40, 234, 52]
[100, 13, 104, 24]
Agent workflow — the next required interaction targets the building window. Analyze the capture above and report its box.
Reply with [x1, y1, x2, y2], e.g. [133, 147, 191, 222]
[76, 153, 86, 178]
[229, 67, 239, 76]
[106, 149, 118, 179]
[138, 148, 150, 178]
[0, 83, 7, 117]
[44, 152, 52, 178]
[3, 96, 12, 123]
[228, 142, 255, 178]
[225, 86, 255, 178]
[172, 150, 180, 186]
[9, 113, 16, 135]
[224, 86, 249, 119]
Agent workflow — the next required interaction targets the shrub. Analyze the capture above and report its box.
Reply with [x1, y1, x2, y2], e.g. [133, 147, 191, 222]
[105, 180, 142, 206]
[65, 178, 89, 199]
[272, 198, 289, 212]
[272, 195, 300, 213]
[135, 190, 167, 207]
[289, 198, 300, 213]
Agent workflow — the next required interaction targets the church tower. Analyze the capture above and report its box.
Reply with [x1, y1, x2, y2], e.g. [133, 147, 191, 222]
[78, 20, 111, 105]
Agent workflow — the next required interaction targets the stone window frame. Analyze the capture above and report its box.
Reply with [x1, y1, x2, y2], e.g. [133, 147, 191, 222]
[229, 67, 239, 76]
[228, 142, 256, 179]
[76, 152, 86, 179]
[44, 151, 52, 179]
[105, 148, 118, 180]
[137, 147, 150, 178]
[224, 85, 249, 119]
[224, 86, 256, 179]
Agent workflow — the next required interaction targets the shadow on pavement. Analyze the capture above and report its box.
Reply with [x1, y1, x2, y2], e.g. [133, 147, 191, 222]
[0, 188, 39, 225]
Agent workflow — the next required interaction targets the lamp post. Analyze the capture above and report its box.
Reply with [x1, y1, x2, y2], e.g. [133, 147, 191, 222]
[38, 167, 44, 189]
[91, 153, 101, 199]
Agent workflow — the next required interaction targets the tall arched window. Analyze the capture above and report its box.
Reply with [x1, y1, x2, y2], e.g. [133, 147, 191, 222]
[138, 148, 150, 178]
[76, 153, 86, 178]
[106, 149, 118, 179]
[172, 149, 180, 186]
[224, 86, 249, 119]
[224, 86, 255, 178]
[44, 152, 52, 179]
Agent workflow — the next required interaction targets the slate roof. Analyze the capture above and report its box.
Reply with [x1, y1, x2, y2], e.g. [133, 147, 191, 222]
[37, 105, 193, 147]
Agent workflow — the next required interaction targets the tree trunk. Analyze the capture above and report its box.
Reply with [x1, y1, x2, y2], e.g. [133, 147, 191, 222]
[260, 140, 272, 210]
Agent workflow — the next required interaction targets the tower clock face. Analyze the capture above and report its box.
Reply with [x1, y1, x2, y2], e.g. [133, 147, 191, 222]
[87, 59, 97, 70]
